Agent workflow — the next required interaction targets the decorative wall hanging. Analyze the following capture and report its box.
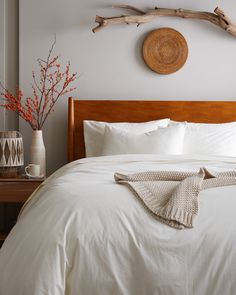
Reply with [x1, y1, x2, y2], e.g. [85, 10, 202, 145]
[143, 28, 188, 74]
[92, 5, 236, 37]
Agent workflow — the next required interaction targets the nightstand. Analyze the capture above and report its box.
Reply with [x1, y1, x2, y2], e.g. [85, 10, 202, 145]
[0, 176, 44, 246]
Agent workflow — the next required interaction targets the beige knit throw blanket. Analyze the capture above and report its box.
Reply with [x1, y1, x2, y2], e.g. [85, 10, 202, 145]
[114, 168, 236, 229]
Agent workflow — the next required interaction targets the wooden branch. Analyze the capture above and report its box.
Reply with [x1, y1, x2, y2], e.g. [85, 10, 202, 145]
[92, 5, 236, 37]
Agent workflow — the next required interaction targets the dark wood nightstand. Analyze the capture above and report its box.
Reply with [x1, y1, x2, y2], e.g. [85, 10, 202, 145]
[0, 176, 44, 246]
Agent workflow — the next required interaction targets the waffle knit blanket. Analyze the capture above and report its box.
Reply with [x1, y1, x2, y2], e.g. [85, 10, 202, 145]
[114, 168, 236, 229]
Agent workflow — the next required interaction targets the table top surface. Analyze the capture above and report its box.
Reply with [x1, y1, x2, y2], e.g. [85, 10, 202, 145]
[0, 175, 45, 182]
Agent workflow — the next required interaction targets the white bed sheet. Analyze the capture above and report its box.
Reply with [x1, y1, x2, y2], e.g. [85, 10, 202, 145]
[1, 154, 236, 295]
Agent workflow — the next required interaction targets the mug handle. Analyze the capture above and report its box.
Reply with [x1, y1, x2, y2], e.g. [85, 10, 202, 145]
[25, 166, 31, 177]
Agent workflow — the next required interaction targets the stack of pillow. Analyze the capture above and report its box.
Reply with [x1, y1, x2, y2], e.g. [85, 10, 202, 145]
[83, 119, 236, 157]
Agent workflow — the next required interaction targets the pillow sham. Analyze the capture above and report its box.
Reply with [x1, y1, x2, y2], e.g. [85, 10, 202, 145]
[170, 121, 236, 156]
[101, 124, 186, 156]
[84, 119, 170, 157]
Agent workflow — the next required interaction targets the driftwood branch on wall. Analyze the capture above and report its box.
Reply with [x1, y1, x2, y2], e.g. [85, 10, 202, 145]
[92, 5, 236, 37]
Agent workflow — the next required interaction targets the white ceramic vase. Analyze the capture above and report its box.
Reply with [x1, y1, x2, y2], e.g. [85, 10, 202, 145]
[30, 130, 46, 176]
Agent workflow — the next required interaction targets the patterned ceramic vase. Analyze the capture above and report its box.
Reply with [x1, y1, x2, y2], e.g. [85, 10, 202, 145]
[0, 131, 24, 178]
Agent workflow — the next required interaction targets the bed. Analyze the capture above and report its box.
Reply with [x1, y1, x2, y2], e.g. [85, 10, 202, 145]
[1, 99, 236, 295]
[67, 99, 236, 161]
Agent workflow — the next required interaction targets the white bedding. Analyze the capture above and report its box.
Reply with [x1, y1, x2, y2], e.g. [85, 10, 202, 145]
[1, 154, 236, 295]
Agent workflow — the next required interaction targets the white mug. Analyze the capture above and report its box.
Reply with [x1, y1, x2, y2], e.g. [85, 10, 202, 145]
[25, 164, 41, 177]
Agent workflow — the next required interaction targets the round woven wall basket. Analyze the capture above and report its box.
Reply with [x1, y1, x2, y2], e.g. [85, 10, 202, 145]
[142, 27, 188, 74]
[0, 131, 24, 178]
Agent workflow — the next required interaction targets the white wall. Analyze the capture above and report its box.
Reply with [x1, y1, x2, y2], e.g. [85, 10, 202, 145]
[0, 0, 19, 131]
[4, 0, 19, 130]
[0, 0, 6, 130]
[19, 0, 236, 174]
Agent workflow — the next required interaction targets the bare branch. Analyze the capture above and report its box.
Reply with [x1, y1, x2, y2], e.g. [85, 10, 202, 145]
[92, 5, 236, 37]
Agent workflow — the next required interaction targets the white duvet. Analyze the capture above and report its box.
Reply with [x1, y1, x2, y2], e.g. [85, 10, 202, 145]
[1, 154, 236, 295]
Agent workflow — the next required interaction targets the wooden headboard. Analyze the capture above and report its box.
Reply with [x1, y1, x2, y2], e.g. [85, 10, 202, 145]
[68, 98, 236, 162]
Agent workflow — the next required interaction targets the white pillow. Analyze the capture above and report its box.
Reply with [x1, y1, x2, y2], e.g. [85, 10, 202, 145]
[84, 119, 170, 157]
[101, 124, 186, 156]
[170, 121, 236, 156]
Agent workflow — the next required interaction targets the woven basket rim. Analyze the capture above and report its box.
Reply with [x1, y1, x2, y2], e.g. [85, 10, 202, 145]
[0, 131, 23, 139]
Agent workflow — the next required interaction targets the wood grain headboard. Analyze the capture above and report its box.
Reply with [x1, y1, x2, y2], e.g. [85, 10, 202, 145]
[68, 98, 236, 162]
